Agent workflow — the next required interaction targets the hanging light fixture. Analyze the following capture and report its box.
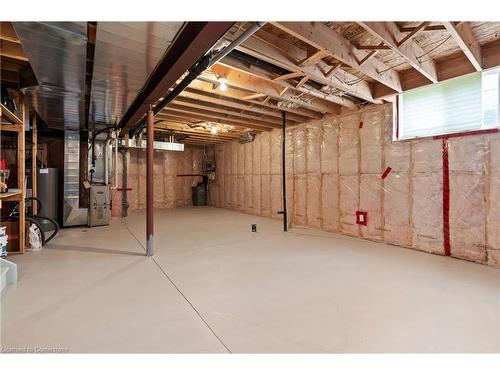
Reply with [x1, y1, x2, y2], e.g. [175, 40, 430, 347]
[210, 126, 218, 135]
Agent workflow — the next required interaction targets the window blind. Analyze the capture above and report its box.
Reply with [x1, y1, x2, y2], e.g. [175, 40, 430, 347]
[398, 72, 483, 140]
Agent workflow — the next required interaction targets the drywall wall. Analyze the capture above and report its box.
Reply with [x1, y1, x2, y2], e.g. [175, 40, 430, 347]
[111, 146, 203, 217]
[209, 103, 500, 268]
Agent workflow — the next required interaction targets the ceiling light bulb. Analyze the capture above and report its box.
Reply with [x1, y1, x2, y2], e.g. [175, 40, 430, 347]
[219, 77, 227, 91]
[210, 126, 218, 135]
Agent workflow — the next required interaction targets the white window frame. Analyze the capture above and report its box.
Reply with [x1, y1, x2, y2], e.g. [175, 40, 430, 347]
[394, 67, 500, 141]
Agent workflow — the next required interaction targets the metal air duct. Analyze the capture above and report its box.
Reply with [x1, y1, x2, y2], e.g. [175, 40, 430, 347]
[13, 22, 89, 226]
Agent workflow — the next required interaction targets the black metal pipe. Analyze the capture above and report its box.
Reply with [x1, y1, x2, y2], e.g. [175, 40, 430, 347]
[153, 54, 211, 117]
[282, 111, 288, 232]
[119, 148, 129, 217]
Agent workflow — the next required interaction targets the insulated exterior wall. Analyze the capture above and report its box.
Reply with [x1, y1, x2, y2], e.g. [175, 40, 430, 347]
[125, 145, 203, 212]
[271, 129, 282, 219]
[448, 136, 487, 262]
[306, 122, 322, 228]
[321, 118, 339, 231]
[487, 133, 500, 266]
[209, 103, 500, 268]
[293, 127, 307, 225]
[411, 138, 444, 253]
[260, 132, 272, 217]
[339, 113, 360, 236]
[383, 121, 411, 246]
[359, 109, 384, 241]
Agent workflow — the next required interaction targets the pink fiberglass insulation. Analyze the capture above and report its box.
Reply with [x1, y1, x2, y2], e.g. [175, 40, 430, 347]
[339, 175, 359, 236]
[488, 131, 500, 266]
[306, 173, 321, 228]
[412, 171, 444, 253]
[360, 174, 383, 241]
[151, 102, 499, 269]
[321, 173, 339, 232]
[321, 118, 338, 175]
[383, 172, 410, 246]
[448, 136, 488, 262]
[489, 176, 500, 266]
[261, 174, 272, 217]
[293, 174, 307, 225]
[124, 145, 203, 211]
[306, 121, 322, 228]
[153, 152, 166, 209]
[271, 174, 282, 219]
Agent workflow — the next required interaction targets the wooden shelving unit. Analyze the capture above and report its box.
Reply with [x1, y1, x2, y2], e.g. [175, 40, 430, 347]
[1, 95, 27, 254]
[0, 104, 23, 127]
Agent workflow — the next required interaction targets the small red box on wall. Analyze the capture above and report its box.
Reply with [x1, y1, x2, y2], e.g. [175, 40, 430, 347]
[356, 211, 367, 226]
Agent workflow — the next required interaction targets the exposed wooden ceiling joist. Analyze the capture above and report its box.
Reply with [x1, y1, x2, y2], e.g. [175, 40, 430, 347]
[207, 64, 342, 114]
[443, 22, 483, 71]
[222, 25, 377, 103]
[218, 56, 357, 108]
[358, 22, 438, 83]
[0, 22, 21, 44]
[187, 79, 321, 120]
[271, 22, 403, 93]
[181, 138, 223, 145]
[164, 103, 282, 129]
[397, 22, 430, 46]
[181, 87, 310, 123]
[298, 49, 330, 66]
[156, 115, 255, 136]
[0, 39, 28, 61]
[158, 109, 278, 132]
[171, 96, 289, 126]
[391, 41, 500, 93]
[155, 122, 244, 141]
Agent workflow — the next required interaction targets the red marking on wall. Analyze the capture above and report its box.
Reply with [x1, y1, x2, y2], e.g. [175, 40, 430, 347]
[442, 138, 451, 256]
[359, 121, 364, 129]
[356, 211, 367, 226]
[395, 95, 400, 140]
[433, 128, 499, 140]
[381, 166, 392, 179]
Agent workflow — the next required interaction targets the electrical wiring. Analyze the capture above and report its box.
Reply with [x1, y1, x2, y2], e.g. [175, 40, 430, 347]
[330, 71, 367, 86]
[416, 35, 452, 63]
[377, 60, 407, 76]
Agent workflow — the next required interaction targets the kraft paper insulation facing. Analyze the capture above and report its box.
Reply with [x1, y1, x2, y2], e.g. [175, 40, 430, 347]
[209, 103, 500, 268]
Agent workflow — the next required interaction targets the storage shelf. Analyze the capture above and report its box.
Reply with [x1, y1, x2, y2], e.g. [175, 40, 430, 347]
[0, 191, 22, 201]
[1, 93, 26, 255]
[0, 103, 23, 126]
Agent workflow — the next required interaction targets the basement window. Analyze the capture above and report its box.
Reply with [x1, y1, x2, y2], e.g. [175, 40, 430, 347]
[395, 68, 500, 140]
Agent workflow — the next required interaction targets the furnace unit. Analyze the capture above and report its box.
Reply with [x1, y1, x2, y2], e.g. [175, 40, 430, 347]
[88, 185, 110, 227]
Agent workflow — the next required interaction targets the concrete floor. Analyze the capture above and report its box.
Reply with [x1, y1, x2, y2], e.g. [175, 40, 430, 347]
[1, 207, 500, 353]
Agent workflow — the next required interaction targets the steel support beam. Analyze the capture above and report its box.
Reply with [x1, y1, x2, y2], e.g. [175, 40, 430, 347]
[146, 109, 154, 256]
[120, 22, 234, 135]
